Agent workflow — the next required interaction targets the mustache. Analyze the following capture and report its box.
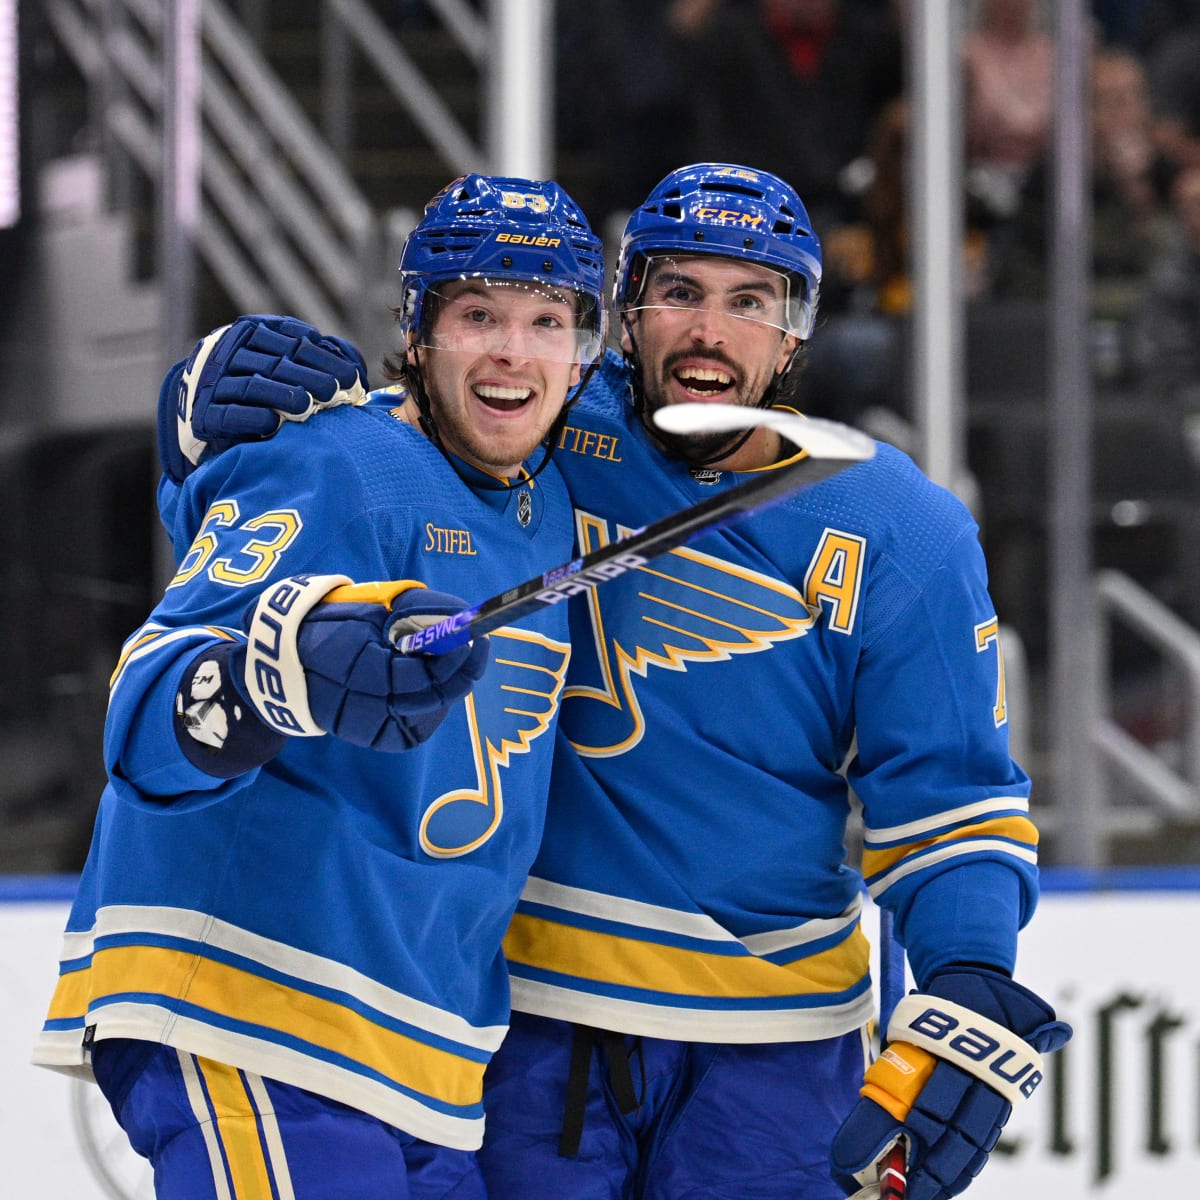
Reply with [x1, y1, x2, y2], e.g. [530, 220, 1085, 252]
[662, 348, 741, 379]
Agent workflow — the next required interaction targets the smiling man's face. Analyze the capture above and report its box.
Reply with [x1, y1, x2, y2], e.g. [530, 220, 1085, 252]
[414, 278, 583, 478]
[622, 254, 800, 461]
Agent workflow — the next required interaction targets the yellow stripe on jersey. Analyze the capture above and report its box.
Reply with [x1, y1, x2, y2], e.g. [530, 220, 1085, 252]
[177, 1052, 237, 1200]
[48, 943, 485, 1110]
[861, 814, 1039, 879]
[108, 624, 236, 690]
[503, 913, 870, 998]
[45, 960, 104, 1024]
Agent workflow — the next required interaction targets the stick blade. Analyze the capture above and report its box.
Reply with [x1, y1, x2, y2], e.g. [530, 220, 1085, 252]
[652, 403, 875, 461]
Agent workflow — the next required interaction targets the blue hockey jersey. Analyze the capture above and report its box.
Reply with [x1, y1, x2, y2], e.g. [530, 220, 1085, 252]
[503, 351, 1039, 1043]
[34, 398, 573, 1149]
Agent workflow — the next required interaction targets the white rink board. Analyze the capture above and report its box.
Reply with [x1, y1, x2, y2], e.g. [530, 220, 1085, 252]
[968, 879, 1200, 1199]
[1, 887, 153, 1200]
[3, 873, 1198, 1199]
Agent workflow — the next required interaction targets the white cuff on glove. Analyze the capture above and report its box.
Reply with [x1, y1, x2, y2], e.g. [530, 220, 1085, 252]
[244, 573, 352, 736]
[886, 992, 1047, 1106]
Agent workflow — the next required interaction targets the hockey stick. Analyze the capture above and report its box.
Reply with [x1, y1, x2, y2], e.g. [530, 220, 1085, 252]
[847, 908, 909, 1200]
[876, 1146, 907, 1200]
[877, 909, 909, 1200]
[328, 406, 875, 654]
[649, 403, 875, 451]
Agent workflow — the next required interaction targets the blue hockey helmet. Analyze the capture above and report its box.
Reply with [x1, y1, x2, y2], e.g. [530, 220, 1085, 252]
[615, 163, 822, 339]
[399, 174, 607, 364]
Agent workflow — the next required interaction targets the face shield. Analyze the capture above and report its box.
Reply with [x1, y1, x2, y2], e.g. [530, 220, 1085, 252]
[621, 254, 816, 341]
[413, 277, 605, 367]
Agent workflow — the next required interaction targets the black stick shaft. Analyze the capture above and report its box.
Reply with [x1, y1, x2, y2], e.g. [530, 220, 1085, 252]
[397, 450, 860, 654]
[877, 908, 909, 1199]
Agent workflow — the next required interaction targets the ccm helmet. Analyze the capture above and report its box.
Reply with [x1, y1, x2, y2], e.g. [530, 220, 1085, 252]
[399, 173, 606, 365]
[615, 163, 821, 340]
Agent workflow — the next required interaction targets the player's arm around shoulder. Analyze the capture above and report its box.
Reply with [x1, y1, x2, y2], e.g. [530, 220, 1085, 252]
[157, 313, 369, 487]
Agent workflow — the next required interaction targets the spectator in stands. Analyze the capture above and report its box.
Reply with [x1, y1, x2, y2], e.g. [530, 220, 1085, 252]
[1129, 163, 1200, 439]
[824, 97, 993, 317]
[1088, 47, 1177, 316]
[802, 96, 916, 426]
[963, 0, 1055, 224]
[992, 47, 1174, 340]
[667, 0, 904, 231]
[823, 97, 914, 320]
[808, 96, 992, 426]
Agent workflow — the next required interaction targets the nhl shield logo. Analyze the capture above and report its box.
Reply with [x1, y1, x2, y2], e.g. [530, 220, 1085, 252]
[517, 488, 532, 527]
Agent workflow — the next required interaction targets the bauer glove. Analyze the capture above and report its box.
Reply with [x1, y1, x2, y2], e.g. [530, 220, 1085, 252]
[830, 966, 1072, 1200]
[159, 315, 368, 484]
[175, 575, 489, 773]
[244, 574, 490, 751]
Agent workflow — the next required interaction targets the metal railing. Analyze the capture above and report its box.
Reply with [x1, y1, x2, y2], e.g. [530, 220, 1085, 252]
[41, 0, 552, 351]
[44, 0, 381, 338]
[1093, 569, 1200, 835]
[320, 0, 486, 174]
[318, 0, 553, 181]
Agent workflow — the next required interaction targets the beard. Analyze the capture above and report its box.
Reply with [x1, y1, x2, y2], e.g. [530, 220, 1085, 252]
[435, 402, 555, 474]
[640, 348, 764, 463]
[645, 414, 745, 462]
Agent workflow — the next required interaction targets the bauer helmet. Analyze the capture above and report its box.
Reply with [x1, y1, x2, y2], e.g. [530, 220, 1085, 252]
[399, 173, 606, 366]
[615, 163, 821, 340]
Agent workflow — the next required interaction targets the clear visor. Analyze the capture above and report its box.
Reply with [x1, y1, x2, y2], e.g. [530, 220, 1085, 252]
[623, 255, 814, 339]
[414, 278, 604, 365]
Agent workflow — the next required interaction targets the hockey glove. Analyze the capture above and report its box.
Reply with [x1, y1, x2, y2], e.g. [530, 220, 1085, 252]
[240, 574, 489, 752]
[831, 966, 1072, 1200]
[159, 315, 369, 484]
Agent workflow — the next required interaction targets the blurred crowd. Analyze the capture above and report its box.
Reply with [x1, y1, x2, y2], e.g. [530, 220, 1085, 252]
[558, 0, 1200, 437]
[554, 0, 1200, 667]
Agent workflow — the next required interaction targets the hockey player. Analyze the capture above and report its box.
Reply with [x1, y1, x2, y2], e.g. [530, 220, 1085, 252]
[33, 174, 606, 1200]
[150, 164, 1070, 1200]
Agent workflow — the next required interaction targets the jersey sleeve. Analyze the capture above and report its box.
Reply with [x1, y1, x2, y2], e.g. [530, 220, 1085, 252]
[847, 519, 1038, 985]
[104, 622, 253, 804]
[157, 470, 182, 535]
[107, 422, 384, 804]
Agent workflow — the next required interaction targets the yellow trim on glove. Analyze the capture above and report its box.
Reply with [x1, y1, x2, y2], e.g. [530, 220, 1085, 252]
[323, 580, 427, 606]
[860, 1042, 938, 1122]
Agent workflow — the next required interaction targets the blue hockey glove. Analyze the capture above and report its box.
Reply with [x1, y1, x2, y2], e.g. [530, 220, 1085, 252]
[831, 967, 1072, 1200]
[159, 315, 369, 484]
[240, 574, 490, 752]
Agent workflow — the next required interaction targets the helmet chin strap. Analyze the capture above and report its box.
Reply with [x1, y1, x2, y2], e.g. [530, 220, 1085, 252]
[405, 343, 440, 445]
[622, 316, 805, 469]
[406, 343, 598, 491]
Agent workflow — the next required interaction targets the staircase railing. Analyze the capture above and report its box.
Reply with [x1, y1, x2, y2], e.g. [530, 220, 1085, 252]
[43, 0, 553, 356]
[1093, 569, 1200, 836]
[44, 0, 382, 338]
[321, 0, 485, 174]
